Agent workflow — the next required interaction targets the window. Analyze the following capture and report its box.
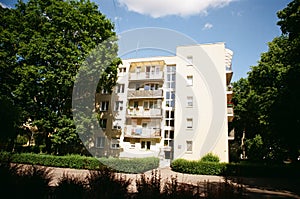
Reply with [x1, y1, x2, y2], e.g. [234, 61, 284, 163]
[165, 120, 174, 127]
[187, 56, 193, 65]
[114, 101, 123, 111]
[116, 84, 125, 93]
[96, 137, 105, 148]
[166, 91, 175, 107]
[100, 101, 109, 111]
[99, 119, 107, 129]
[187, 76, 193, 86]
[141, 141, 151, 150]
[113, 119, 122, 130]
[186, 141, 193, 152]
[187, 96, 193, 107]
[119, 67, 126, 73]
[187, 118, 193, 129]
[144, 83, 159, 90]
[143, 100, 158, 109]
[136, 66, 141, 74]
[133, 101, 138, 108]
[101, 89, 109, 94]
[111, 139, 120, 149]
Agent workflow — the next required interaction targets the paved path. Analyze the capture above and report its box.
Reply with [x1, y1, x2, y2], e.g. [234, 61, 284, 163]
[47, 166, 300, 198]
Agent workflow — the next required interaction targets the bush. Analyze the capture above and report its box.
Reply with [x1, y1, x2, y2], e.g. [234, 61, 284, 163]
[200, 153, 220, 163]
[171, 158, 226, 176]
[99, 156, 159, 173]
[0, 152, 159, 173]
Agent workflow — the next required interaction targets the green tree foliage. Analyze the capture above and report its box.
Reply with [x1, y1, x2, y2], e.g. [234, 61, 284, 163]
[0, 0, 119, 154]
[233, 0, 300, 161]
[245, 134, 264, 161]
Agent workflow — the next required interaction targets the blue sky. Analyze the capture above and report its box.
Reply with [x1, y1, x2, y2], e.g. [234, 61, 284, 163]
[0, 0, 291, 82]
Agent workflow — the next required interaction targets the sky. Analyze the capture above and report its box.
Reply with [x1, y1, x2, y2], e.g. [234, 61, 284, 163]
[0, 0, 292, 82]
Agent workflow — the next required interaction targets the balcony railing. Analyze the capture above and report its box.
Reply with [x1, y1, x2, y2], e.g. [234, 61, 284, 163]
[124, 125, 161, 138]
[129, 72, 163, 81]
[127, 89, 163, 99]
[127, 108, 162, 118]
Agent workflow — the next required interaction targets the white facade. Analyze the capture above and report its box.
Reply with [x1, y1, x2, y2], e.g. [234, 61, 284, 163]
[95, 43, 234, 163]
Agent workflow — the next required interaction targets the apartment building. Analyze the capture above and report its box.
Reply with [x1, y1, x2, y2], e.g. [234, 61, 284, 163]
[94, 43, 234, 164]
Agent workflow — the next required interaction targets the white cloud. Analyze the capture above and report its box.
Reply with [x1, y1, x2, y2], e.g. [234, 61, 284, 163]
[202, 23, 213, 30]
[0, 2, 11, 8]
[118, 0, 234, 18]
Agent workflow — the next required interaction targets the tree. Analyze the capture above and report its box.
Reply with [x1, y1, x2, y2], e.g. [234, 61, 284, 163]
[233, 0, 300, 161]
[0, 0, 119, 154]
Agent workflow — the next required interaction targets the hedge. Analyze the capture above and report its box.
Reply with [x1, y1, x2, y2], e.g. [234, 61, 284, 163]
[99, 156, 159, 173]
[171, 158, 300, 178]
[0, 152, 159, 173]
[171, 159, 226, 175]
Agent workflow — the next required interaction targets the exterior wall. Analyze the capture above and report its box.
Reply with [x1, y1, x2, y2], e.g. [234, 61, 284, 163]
[175, 43, 229, 162]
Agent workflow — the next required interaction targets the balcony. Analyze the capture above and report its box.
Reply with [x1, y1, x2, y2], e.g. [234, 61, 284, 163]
[226, 70, 233, 85]
[127, 108, 162, 118]
[127, 89, 163, 99]
[226, 86, 233, 102]
[129, 72, 163, 81]
[124, 125, 161, 138]
[227, 104, 234, 122]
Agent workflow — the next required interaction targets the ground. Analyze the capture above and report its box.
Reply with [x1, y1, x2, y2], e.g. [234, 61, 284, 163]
[45, 165, 300, 198]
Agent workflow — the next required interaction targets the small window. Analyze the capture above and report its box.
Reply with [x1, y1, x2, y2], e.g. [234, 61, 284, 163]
[187, 118, 193, 129]
[113, 119, 122, 129]
[96, 137, 105, 148]
[119, 67, 126, 73]
[187, 96, 193, 107]
[187, 56, 193, 65]
[186, 141, 193, 152]
[100, 101, 109, 111]
[111, 139, 120, 149]
[187, 76, 193, 86]
[99, 119, 107, 129]
[101, 89, 108, 94]
[114, 101, 123, 111]
[116, 84, 125, 93]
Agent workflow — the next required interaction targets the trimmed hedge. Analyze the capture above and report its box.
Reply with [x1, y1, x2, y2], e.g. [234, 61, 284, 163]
[171, 159, 226, 175]
[0, 152, 103, 170]
[99, 156, 159, 173]
[0, 152, 159, 173]
[171, 158, 300, 178]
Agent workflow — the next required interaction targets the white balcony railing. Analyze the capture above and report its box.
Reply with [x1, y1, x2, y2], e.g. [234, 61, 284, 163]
[124, 125, 161, 138]
[129, 72, 163, 80]
[127, 108, 162, 117]
[127, 89, 163, 98]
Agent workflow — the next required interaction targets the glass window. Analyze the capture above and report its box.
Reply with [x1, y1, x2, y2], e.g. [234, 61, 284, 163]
[186, 141, 193, 152]
[100, 101, 109, 111]
[96, 137, 105, 148]
[99, 119, 107, 129]
[187, 118, 193, 129]
[111, 139, 120, 149]
[115, 101, 123, 111]
[187, 76, 193, 86]
[187, 56, 193, 65]
[116, 84, 125, 93]
[187, 96, 193, 107]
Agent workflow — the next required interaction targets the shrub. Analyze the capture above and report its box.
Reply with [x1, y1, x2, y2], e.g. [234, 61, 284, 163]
[171, 158, 226, 175]
[0, 152, 159, 173]
[99, 156, 159, 173]
[200, 153, 220, 163]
